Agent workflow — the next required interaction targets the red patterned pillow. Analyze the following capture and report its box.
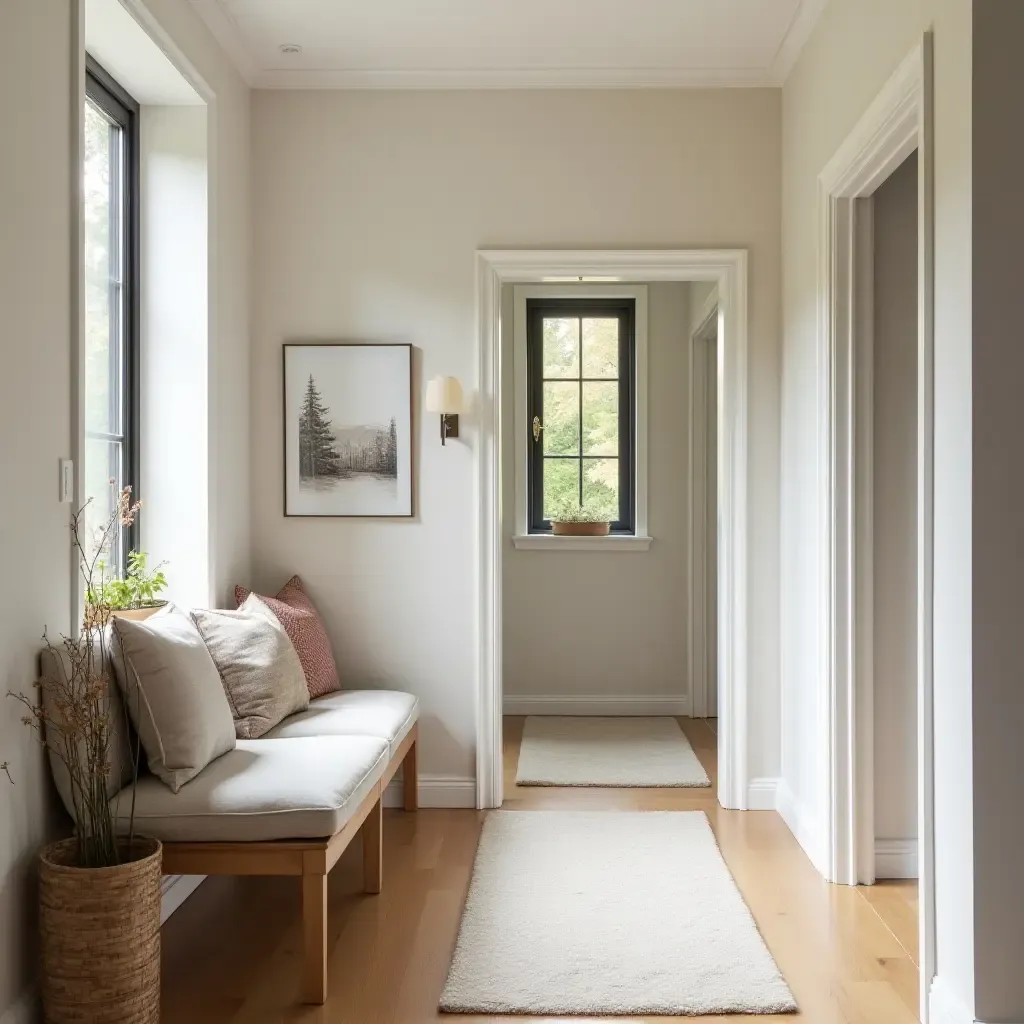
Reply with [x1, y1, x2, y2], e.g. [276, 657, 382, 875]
[234, 576, 341, 699]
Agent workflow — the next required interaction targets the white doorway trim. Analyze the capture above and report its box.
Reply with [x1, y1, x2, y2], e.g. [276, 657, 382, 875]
[689, 303, 719, 720]
[475, 249, 749, 811]
[817, 35, 934, 1016]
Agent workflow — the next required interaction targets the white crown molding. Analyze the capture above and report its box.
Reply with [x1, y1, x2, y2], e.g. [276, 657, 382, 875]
[189, 0, 259, 85]
[187, 0, 805, 91]
[768, 0, 829, 85]
[251, 66, 774, 91]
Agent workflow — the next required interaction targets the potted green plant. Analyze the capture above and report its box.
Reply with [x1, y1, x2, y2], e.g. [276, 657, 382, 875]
[88, 549, 169, 622]
[5, 485, 161, 1023]
[549, 501, 612, 537]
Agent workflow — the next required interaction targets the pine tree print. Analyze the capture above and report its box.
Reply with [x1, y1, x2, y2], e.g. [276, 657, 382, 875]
[298, 374, 343, 480]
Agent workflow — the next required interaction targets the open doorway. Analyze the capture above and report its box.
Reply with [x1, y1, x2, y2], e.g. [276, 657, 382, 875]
[474, 250, 751, 812]
[816, 38, 934, 1018]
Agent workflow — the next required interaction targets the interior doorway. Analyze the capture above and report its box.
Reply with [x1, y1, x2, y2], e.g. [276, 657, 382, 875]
[817, 37, 934, 1017]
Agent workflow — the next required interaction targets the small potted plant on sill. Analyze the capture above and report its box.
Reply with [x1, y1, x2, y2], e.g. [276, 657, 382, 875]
[88, 548, 169, 622]
[549, 502, 612, 537]
[5, 483, 161, 1023]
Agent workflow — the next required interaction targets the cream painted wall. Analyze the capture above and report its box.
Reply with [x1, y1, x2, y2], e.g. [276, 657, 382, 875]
[872, 153, 918, 851]
[502, 282, 691, 702]
[250, 88, 782, 781]
[0, 0, 249, 1018]
[780, 0, 973, 1013]
[0, 4, 76, 1017]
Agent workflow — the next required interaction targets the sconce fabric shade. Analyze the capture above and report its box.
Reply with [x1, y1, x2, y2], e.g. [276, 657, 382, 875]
[425, 376, 464, 414]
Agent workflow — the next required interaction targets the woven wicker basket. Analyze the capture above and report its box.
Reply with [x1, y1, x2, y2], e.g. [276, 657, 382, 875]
[39, 837, 162, 1024]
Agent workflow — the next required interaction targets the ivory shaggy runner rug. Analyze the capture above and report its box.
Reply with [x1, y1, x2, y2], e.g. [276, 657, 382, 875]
[440, 811, 796, 1015]
[515, 715, 712, 787]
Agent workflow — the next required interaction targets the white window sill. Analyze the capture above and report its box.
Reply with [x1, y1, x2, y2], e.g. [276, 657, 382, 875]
[512, 534, 653, 552]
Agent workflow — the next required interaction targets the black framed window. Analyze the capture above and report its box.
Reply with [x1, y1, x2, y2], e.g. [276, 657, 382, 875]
[84, 58, 140, 573]
[527, 298, 636, 533]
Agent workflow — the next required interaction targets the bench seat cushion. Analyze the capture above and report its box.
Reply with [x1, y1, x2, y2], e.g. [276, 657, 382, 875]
[111, 735, 388, 842]
[263, 690, 419, 759]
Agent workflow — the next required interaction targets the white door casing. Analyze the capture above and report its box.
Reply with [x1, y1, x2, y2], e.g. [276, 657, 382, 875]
[816, 36, 935, 1018]
[475, 249, 750, 812]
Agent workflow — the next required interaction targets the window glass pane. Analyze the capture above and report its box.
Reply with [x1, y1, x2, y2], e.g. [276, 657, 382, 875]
[543, 458, 580, 519]
[582, 381, 618, 456]
[582, 318, 618, 378]
[83, 438, 123, 571]
[542, 381, 580, 455]
[583, 458, 619, 520]
[542, 317, 579, 378]
[84, 100, 121, 437]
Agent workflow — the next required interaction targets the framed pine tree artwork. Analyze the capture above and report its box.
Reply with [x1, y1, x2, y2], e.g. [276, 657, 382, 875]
[283, 343, 413, 517]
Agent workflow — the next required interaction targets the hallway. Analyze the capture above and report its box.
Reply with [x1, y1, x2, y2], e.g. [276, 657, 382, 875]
[160, 716, 918, 1023]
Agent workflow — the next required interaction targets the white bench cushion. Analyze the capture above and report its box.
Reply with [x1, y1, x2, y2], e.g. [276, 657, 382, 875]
[263, 690, 419, 759]
[111, 735, 388, 842]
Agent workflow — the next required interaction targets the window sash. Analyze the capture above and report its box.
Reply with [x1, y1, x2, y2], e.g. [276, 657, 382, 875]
[526, 298, 636, 533]
[85, 58, 140, 573]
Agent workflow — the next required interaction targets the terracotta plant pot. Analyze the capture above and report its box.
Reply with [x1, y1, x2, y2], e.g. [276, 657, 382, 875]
[551, 520, 611, 537]
[39, 836, 162, 1024]
[108, 602, 167, 622]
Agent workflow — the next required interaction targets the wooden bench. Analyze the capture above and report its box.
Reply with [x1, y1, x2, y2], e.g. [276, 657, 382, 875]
[161, 725, 418, 1003]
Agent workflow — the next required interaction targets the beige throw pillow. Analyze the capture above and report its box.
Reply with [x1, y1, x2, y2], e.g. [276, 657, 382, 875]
[112, 604, 236, 792]
[190, 594, 309, 740]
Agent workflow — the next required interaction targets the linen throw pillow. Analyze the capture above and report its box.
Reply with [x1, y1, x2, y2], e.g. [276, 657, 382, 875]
[111, 604, 236, 792]
[234, 576, 341, 699]
[190, 594, 310, 739]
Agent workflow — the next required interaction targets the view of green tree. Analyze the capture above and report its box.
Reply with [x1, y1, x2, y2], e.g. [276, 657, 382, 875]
[83, 100, 121, 567]
[582, 318, 618, 378]
[543, 317, 579, 377]
[539, 316, 622, 521]
[543, 381, 579, 455]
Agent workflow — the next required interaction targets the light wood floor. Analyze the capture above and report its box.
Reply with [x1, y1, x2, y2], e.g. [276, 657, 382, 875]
[161, 716, 919, 1023]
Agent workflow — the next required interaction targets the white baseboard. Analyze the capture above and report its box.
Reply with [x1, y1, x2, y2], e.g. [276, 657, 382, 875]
[775, 778, 828, 877]
[928, 976, 975, 1024]
[0, 988, 37, 1024]
[160, 874, 205, 924]
[382, 774, 476, 809]
[746, 777, 779, 810]
[875, 839, 918, 879]
[503, 694, 691, 716]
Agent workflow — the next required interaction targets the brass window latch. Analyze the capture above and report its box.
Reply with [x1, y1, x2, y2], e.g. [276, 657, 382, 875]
[533, 416, 543, 442]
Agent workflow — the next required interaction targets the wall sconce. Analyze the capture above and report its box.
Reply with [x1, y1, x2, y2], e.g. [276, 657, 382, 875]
[425, 376, 464, 445]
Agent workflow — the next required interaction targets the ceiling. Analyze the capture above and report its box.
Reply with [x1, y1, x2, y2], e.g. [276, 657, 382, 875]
[88, 0, 203, 104]
[189, 0, 827, 90]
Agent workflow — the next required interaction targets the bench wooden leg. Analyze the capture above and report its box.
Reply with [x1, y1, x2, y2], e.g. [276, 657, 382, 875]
[402, 737, 418, 811]
[362, 795, 382, 894]
[301, 871, 328, 1005]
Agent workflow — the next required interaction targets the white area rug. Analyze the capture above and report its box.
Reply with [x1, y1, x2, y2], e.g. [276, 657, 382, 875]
[440, 811, 796, 1015]
[515, 715, 712, 787]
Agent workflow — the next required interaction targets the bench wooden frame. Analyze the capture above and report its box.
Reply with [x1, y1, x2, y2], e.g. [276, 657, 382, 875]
[161, 723, 418, 1004]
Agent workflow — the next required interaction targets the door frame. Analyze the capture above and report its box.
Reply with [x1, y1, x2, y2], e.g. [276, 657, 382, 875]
[689, 301, 719, 720]
[817, 36, 935, 1016]
[474, 249, 749, 812]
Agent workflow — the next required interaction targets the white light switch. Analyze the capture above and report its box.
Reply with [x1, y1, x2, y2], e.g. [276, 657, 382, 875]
[59, 459, 73, 503]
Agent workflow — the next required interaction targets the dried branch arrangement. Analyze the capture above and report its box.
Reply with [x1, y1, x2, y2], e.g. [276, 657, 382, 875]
[6, 484, 144, 867]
